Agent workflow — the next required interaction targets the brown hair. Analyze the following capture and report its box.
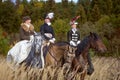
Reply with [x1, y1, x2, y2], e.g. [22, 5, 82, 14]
[22, 16, 31, 22]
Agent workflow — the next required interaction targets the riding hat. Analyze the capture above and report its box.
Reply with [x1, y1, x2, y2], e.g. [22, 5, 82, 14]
[70, 16, 80, 25]
[44, 12, 54, 19]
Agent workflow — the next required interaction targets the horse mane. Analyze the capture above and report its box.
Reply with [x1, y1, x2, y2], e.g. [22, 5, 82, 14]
[92, 32, 100, 40]
[76, 32, 99, 56]
[76, 36, 90, 55]
[54, 41, 69, 46]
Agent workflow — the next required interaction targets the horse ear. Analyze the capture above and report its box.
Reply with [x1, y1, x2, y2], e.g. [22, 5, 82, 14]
[90, 32, 94, 38]
[90, 32, 93, 36]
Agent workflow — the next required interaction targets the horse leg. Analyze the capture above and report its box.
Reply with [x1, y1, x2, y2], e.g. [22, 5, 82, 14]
[80, 70, 87, 80]
[67, 65, 81, 80]
[80, 64, 87, 80]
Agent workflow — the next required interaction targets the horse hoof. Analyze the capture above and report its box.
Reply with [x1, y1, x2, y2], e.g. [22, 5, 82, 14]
[87, 68, 94, 75]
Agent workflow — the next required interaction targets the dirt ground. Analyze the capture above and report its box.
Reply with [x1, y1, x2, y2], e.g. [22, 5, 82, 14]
[0, 56, 120, 80]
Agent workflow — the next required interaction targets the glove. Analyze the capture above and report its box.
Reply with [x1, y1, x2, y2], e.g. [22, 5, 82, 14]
[49, 38, 56, 43]
[70, 41, 77, 47]
[77, 40, 81, 44]
[34, 31, 37, 35]
[30, 35, 34, 42]
[44, 33, 52, 38]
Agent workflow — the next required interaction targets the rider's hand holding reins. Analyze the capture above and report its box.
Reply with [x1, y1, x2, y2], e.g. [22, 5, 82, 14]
[49, 38, 55, 43]
[30, 35, 34, 42]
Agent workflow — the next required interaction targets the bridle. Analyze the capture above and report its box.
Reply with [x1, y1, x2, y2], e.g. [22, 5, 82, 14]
[47, 44, 59, 65]
[64, 46, 76, 64]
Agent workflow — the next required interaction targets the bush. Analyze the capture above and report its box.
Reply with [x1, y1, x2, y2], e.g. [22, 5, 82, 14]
[110, 14, 120, 28]
[33, 19, 44, 32]
[0, 27, 10, 55]
[53, 19, 70, 41]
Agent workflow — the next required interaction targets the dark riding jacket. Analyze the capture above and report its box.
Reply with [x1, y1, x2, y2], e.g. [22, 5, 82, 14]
[20, 23, 34, 40]
[67, 29, 80, 44]
[40, 23, 55, 40]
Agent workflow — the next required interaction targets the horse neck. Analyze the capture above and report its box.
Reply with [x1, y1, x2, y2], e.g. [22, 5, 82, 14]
[77, 37, 91, 58]
[81, 44, 90, 59]
[49, 43, 66, 57]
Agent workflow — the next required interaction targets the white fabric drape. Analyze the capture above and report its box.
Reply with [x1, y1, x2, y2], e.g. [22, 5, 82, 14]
[7, 40, 33, 64]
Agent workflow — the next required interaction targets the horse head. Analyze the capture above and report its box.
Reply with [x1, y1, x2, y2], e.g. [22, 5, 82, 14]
[89, 32, 107, 53]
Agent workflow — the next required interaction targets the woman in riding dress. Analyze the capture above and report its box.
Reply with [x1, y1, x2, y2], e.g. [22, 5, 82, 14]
[20, 16, 35, 41]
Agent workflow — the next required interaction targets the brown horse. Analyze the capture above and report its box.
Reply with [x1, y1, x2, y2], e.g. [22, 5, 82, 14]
[67, 32, 107, 80]
[44, 42, 75, 67]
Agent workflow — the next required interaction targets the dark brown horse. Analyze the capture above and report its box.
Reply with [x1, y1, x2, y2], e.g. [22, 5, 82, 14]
[67, 32, 107, 80]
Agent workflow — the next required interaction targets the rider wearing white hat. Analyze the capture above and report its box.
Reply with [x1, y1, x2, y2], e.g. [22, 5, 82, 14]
[40, 12, 55, 43]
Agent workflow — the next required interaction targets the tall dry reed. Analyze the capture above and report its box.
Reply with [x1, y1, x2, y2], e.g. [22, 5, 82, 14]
[0, 56, 120, 80]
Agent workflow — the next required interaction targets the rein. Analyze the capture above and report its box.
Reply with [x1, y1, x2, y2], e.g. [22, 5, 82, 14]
[64, 46, 75, 64]
[47, 45, 59, 63]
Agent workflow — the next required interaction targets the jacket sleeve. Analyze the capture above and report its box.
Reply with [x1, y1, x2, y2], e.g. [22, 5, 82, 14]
[77, 29, 80, 40]
[19, 27, 30, 40]
[51, 27, 55, 38]
[77, 30, 80, 40]
[30, 31, 34, 35]
[40, 25, 44, 35]
[67, 30, 71, 42]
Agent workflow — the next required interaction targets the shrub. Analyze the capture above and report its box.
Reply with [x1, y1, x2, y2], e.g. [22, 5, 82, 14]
[33, 19, 44, 32]
[53, 19, 70, 41]
[0, 27, 10, 55]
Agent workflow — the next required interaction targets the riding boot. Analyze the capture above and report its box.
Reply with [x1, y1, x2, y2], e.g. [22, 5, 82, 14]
[87, 53, 94, 75]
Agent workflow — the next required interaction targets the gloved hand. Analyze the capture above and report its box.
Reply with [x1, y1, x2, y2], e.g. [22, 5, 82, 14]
[70, 41, 77, 47]
[30, 35, 34, 42]
[34, 31, 37, 35]
[49, 38, 56, 43]
[77, 40, 81, 44]
[44, 33, 52, 38]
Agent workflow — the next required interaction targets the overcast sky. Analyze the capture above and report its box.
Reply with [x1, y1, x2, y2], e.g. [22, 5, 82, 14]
[51, 0, 78, 3]
[29, 0, 78, 3]
[11, 0, 78, 3]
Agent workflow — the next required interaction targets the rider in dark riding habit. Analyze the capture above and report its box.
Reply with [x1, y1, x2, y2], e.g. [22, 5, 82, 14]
[67, 16, 81, 47]
[40, 12, 55, 44]
[67, 16, 94, 75]
[40, 12, 55, 59]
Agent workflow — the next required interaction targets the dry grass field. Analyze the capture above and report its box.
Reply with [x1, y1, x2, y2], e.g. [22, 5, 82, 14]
[0, 56, 120, 80]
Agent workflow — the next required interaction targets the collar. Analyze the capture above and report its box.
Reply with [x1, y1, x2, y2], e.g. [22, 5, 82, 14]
[72, 28, 77, 33]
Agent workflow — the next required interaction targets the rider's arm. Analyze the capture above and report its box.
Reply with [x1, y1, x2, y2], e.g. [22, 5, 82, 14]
[51, 26, 55, 38]
[77, 29, 80, 40]
[20, 27, 30, 40]
[40, 25, 45, 35]
[67, 31, 72, 42]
